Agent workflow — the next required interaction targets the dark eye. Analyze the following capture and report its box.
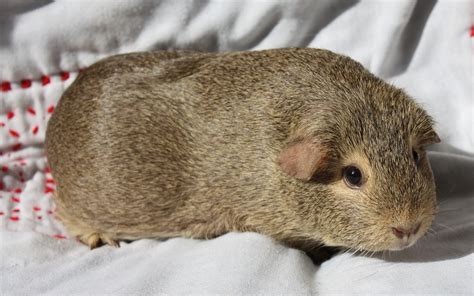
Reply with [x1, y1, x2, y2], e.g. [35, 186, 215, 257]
[412, 149, 420, 166]
[343, 166, 363, 188]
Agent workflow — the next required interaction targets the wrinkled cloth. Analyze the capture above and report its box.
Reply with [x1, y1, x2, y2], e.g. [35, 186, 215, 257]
[0, 0, 472, 294]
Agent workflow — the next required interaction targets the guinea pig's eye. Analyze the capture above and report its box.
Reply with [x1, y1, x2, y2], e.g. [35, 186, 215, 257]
[412, 149, 420, 166]
[343, 166, 363, 188]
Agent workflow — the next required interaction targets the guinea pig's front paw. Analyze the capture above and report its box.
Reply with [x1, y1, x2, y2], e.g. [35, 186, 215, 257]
[80, 232, 120, 249]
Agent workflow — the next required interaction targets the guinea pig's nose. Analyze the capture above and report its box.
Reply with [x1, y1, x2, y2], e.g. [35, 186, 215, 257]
[391, 222, 421, 239]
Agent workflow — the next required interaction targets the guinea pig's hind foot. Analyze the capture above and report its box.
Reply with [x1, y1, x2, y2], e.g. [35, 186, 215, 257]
[79, 232, 120, 249]
[55, 209, 120, 249]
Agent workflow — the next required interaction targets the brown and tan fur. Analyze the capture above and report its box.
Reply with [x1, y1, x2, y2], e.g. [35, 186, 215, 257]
[45, 48, 440, 254]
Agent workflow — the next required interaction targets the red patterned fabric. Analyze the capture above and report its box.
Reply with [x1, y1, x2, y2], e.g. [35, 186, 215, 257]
[0, 71, 77, 238]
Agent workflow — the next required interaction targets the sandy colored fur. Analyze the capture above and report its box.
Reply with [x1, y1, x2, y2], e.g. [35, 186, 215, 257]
[45, 48, 439, 253]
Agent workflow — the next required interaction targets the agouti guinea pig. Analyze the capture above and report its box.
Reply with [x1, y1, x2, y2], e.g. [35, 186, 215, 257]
[45, 48, 440, 255]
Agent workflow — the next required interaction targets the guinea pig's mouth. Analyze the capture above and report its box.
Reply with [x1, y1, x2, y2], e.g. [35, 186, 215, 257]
[343, 219, 432, 252]
[386, 221, 428, 251]
[349, 229, 423, 252]
[321, 212, 435, 253]
[388, 237, 418, 251]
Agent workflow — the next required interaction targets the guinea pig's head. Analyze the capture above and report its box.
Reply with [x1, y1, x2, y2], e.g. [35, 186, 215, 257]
[277, 86, 440, 252]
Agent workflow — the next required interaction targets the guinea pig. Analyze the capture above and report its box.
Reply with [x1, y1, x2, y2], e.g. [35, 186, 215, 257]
[45, 48, 440, 256]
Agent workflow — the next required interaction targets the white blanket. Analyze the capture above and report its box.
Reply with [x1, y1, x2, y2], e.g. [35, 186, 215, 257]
[1, 0, 473, 294]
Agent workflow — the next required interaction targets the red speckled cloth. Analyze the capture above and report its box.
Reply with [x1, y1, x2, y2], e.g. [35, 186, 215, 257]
[0, 71, 78, 239]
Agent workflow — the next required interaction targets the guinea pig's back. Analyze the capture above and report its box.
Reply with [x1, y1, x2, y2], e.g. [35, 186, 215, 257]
[45, 52, 212, 234]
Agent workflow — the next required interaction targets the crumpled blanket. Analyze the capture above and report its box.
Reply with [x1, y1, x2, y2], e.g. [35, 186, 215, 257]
[1, 0, 472, 294]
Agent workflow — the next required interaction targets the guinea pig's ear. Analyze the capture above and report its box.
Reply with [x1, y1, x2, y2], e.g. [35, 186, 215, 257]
[414, 114, 441, 146]
[417, 128, 441, 146]
[277, 138, 329, 182]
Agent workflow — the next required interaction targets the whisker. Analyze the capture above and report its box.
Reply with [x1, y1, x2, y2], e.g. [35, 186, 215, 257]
[433, 222, 455, 231]
[425, 227, 438, 237]
[352, 262, 398, 283]
[424, 231, 436, 238]
[436, 207, 461, 214]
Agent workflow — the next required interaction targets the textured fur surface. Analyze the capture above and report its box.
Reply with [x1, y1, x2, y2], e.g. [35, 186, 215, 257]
[45, 48, 440, 253]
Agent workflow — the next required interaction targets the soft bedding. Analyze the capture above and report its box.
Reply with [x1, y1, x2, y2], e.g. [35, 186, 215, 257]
[0, 0, 473, 294]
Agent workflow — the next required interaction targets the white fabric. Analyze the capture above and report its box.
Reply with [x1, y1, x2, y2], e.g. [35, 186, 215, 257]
[1, 0, 473, 294]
